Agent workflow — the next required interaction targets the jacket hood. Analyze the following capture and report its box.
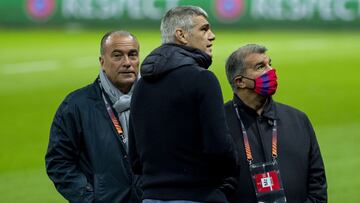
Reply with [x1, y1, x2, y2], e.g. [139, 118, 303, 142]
[140, 43, 212, 80]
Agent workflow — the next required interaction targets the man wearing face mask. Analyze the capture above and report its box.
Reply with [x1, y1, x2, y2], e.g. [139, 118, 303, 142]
[224, 44, 327, 203]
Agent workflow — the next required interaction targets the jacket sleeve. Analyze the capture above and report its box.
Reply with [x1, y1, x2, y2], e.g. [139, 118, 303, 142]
[196, 70, 239, 178]
[45, 101, 94, 203]
[128, 114, 142, 175]
[303, 115, 327, 203]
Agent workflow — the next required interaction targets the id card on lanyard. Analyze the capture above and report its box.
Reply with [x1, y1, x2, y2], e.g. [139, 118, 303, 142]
[233, 101, 287, 203]
[98, 79, 126, 144]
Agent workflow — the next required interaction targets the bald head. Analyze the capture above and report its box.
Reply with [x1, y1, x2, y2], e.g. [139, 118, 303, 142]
[100, 30, 139, 55]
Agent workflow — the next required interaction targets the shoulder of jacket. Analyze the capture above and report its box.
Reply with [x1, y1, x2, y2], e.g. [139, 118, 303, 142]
[59, 83, 98, 111]
[67, 83, 94, 100]
[275, 101, 307, 118]
[224, 100, 233, 108]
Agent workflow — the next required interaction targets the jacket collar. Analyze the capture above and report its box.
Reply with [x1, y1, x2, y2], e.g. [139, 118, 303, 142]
[166, 43, 212, 69]
[86, 77, 103, 100]
[232, 94, 278, 120]
[140, 43, 212, 80]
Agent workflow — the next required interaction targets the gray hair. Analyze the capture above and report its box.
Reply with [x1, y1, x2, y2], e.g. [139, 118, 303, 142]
[225, 44, 267, 91]
[100, 30, 138, 55]
[160, 5, 208, 44]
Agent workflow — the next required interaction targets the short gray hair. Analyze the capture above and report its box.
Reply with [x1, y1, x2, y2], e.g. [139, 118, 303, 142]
[160, 5, 208, 44]
[225, 44, 267, 91]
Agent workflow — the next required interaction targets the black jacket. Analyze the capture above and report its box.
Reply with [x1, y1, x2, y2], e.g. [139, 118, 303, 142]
[224, 95, 327, 203]
[129, 44, 239, 202]
[45, 79, 141, 203]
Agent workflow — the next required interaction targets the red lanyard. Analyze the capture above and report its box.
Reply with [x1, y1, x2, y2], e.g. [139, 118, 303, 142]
[99, 81, 126, 144]
[233, 101, 278, 164]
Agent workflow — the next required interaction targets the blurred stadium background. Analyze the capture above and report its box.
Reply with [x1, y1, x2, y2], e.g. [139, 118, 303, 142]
[0, 0, 359, 202]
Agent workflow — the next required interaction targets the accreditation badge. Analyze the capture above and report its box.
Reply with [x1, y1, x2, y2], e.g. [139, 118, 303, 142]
[249, 159, 287, 203]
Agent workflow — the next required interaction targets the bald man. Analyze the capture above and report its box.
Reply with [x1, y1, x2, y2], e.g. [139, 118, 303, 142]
[46, 31, 142, 203]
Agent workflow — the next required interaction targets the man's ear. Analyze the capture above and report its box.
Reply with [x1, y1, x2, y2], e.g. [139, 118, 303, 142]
[175, 28, 188, 45]
[99, 56, 104, 67]
[234, 76, 246, 89]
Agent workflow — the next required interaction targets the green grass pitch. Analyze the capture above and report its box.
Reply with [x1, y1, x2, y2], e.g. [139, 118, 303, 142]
[0, 28, 359, 202]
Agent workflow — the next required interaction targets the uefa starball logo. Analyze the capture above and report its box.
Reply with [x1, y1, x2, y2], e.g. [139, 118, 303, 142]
[25, 0, 56, 22]
[214, 0, 245, 22]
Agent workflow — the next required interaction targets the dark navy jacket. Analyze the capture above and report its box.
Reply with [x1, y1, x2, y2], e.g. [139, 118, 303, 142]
[129, 44, 239, 203]
[45, 79, 141, 203]
[225, 95, 327, 203]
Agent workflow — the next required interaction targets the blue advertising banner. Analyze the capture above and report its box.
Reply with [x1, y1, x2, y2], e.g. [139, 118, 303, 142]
[1, 0, 360, 28]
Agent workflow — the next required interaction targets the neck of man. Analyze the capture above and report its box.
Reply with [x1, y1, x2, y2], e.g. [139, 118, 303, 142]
[116, 84, 131, 94]
[236, 90, 267, 116]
